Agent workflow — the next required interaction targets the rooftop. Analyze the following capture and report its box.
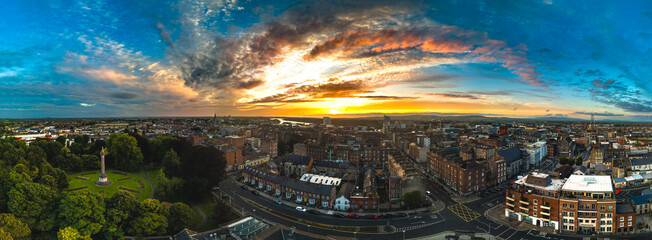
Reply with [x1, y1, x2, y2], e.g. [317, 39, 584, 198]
[561, 175, 613, 193]
[516, 173, 565, 192]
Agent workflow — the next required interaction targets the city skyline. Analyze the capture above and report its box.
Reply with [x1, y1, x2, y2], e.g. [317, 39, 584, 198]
[1, 0, 651, 121]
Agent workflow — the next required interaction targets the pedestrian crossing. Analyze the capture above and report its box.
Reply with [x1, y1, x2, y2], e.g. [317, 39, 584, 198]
[395, 213, 444, 232]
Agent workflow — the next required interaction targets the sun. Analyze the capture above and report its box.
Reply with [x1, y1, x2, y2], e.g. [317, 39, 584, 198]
[329, 109, 339, 114]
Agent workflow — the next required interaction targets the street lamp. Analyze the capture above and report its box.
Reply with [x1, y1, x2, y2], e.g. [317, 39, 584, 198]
[402, 230, 406, 240]
[353, 232, 357, 239]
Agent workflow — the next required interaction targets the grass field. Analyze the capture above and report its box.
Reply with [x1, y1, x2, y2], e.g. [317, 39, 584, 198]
[67, 170, 153, 200]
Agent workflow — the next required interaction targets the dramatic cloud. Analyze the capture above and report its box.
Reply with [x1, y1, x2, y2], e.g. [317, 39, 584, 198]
[589, 78, 652, 113]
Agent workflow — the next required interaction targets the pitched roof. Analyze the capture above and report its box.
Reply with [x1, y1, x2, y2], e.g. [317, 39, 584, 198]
[616, 203, 635, 214]
[631, 158, 652, 166]
[498, 147, 522, 164]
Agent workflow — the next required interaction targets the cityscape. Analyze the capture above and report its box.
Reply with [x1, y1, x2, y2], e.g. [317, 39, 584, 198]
[1, 1, 652, 240]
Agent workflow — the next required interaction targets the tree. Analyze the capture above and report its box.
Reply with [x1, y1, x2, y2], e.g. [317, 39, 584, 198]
[58, 191, 106, 236]
[575, 157, 583, 166]
[0, 213, 31, 239]
[559, 156, 567, 165]
[126, 212, 168, 236]
[161, 150, 180, 177]
[7, 182, 58, 232]
[56, 169, 69, 189]
[55, 136, 67, 146]
[0, 229, 12, 240]
[126, 199, 168, 236]
[107, 135, 143, 171]
[25, 145, 46, 167]
[154, 171, 184, 202]
[57, 227, 91, 240]
[81, 155, 99, 170]
[103, 191, 138, 240]
[172, 140, 226, 202]
[167, 203, 193, 233]
[402, 191, 423, 209]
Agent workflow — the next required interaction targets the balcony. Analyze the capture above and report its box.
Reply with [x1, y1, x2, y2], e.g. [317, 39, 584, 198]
[541, 204, 551, 210]
[520, 200, 530, 205]
[506, 201, 514, 207]
[506, 196, 514, 201]
[520, 206, 529, 211]
[541, 211, 550, 215]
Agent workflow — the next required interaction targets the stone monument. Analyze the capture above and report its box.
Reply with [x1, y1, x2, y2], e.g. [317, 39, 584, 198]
[95, 147, 112, 186]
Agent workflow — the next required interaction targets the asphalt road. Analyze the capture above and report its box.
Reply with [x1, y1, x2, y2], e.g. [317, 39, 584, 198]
[221, 179, 588, 239]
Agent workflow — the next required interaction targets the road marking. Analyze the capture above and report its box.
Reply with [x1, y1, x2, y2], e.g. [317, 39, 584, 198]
[447, 203, 481, 222]
[507, 228, 518, 239]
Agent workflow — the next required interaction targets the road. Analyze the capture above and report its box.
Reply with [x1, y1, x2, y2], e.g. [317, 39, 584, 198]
[221, 179, 598, 239]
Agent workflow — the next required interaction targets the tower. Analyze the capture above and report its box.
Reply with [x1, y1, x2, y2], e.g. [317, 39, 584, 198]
[590, 114, 595, 129]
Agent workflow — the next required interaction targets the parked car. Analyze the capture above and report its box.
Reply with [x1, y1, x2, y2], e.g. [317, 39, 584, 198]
[333, 213, 346, 218]
[307, 209, 321, 215]
[241, 186, 248, 190]
[365, 214, 378, 219]
[348, 214, 359, 219]
[273, 199, 282, 205]
[251, 190, 260, 196]
[295, 206, 307, 212]
[425, 191, 432, 196]
[615, 189, 622, 195]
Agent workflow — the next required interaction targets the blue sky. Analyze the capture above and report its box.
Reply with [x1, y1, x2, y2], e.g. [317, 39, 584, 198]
[0, 0, 650, 121]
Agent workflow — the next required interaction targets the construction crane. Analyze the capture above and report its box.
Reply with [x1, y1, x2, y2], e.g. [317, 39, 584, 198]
[305, 157, 315, 173]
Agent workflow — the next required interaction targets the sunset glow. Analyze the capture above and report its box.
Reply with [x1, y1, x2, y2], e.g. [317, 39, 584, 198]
[0, 0, 650, 121]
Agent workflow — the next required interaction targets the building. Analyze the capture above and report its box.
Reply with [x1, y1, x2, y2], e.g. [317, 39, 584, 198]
[427, 150, 487, 195]
[350, 170, 379, 210]
[260, 138, 278, 158]
[409, 142, 428, 163]
[497, 147, 524, 178]
[505, 173, 636, 234]
[416, 134, 430, 148]
[334, 182, 355, 211]
[505, 172, 564, 231]
[628, 194, 652, 214]
[225, 135, 245, 149]
[388, 155, 404, 200]
[223, 148, 243, 169]
[242, 167, 335, 208]
[238, 153, 270, 170]
[630, 158, 652, 175]
[323, 117, 331, 125]
[524, 141, 547, 168]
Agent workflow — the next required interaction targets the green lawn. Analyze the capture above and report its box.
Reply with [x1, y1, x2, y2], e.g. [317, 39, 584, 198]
[137, 168, 162, 185]
[67, 170, 153, 201]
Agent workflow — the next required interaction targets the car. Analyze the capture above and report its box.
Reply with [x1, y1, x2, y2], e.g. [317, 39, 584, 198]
[240, 186, 248, 190]
[425, 191, 432, 196]
[395, 212, 408, 218]
[333, 213, 346, 218]
[295, 206, 307, 212]
[273, 199, 282, 205]
[348, 214, 359, 219]
[365, 214, 378, 219]
[307, 209, 321, 215]
[615, 189, 622, 195]
[251, 190, 260, 196]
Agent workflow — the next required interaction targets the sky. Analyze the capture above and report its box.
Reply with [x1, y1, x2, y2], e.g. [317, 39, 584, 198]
[0, 0, 651, 121]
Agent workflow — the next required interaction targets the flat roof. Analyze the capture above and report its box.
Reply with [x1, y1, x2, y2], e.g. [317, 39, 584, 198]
[561, 175, 613, 193]
[516, 174, 565, 192]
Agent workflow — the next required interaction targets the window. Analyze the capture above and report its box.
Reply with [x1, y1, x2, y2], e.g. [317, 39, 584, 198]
[601, 206, 605, 211]
[601, 214, 605, 218]
[563, 204, 567, 208]
[534, 200, 538, 204]
[620, 223, 624, 227]
[620, 217, 624, 221]
[628, 216, 632, 221]
[607, 227, 611, 231]
[629, 222, 632, 227]
[608, 206, 613, 210]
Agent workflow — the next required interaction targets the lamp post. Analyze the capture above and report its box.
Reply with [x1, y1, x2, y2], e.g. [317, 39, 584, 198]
[402, 230, 406, 240]
[353, 231, 356, 239]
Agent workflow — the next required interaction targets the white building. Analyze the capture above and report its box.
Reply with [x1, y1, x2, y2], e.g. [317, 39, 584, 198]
[524, 141, 547, 167]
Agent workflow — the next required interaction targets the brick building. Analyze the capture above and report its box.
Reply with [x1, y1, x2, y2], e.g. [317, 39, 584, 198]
[505, 173, 636, 234]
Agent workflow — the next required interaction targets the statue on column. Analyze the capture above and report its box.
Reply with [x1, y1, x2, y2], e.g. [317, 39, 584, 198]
[95, 147, 112, 186]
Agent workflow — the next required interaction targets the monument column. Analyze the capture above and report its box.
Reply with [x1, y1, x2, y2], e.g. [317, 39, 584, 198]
[96, 147, 111, 186]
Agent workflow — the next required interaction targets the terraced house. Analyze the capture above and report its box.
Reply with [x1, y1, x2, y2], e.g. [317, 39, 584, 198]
[506, 173, 636, 234]
[242, 167, 336, 208]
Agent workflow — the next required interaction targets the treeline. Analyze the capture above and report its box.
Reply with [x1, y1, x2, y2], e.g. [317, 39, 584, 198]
[0, 132, 227, 239]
